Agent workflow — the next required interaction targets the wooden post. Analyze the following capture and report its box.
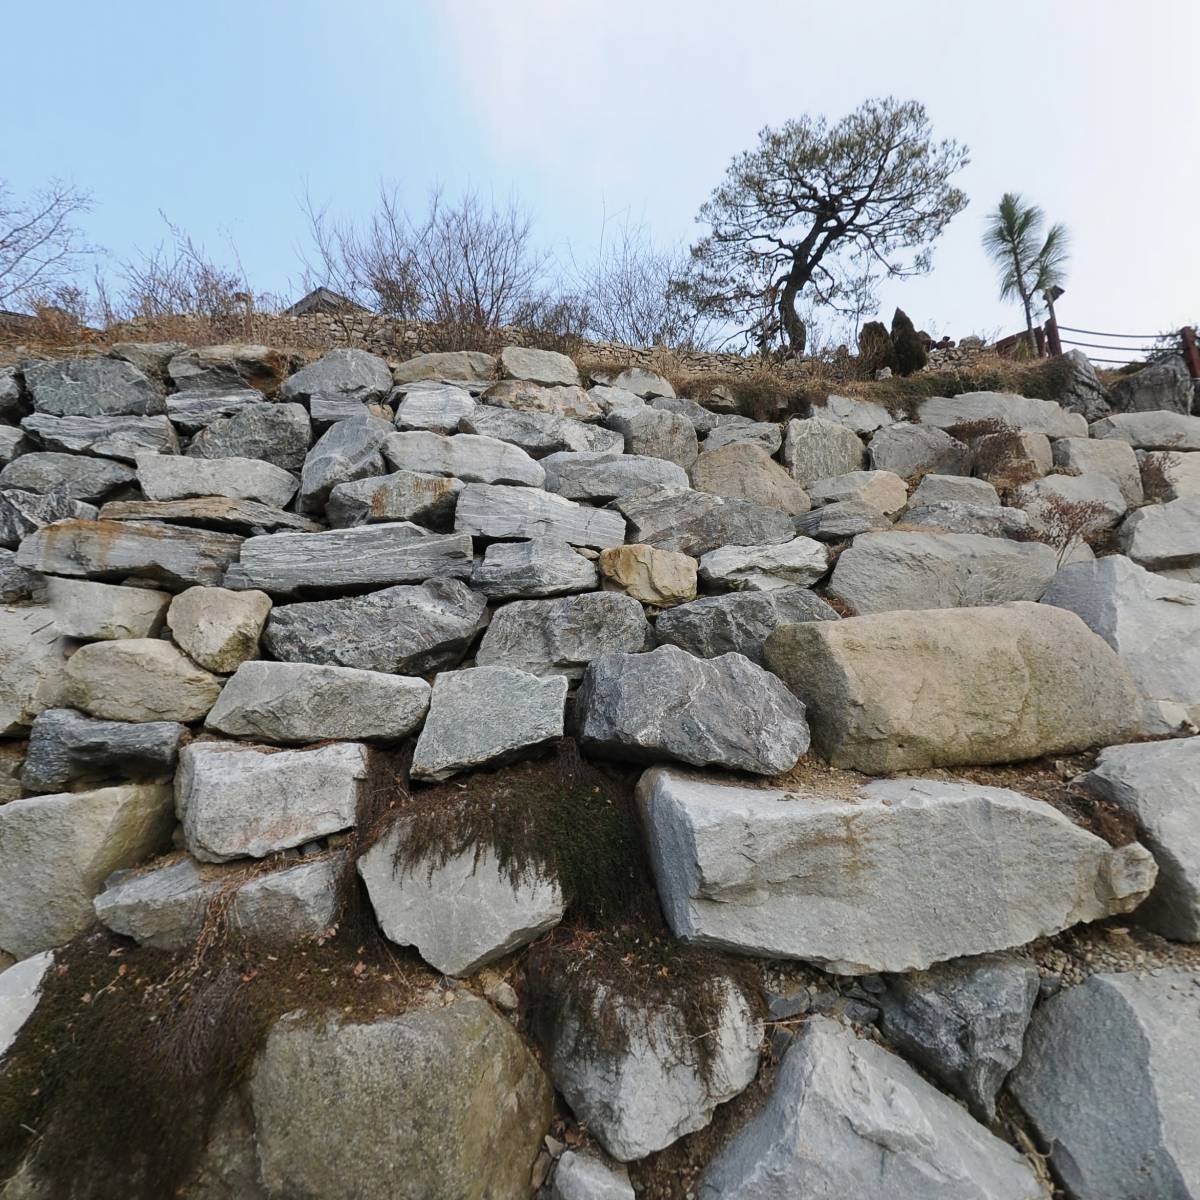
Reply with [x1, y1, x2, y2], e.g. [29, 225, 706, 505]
[1034, 326, 1046, 357]
[1181, 327, 1200, 380]
[1044, 315, 1062, 357]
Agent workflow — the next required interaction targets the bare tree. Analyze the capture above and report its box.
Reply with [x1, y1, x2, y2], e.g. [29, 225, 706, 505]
[0, 179, 95, 312]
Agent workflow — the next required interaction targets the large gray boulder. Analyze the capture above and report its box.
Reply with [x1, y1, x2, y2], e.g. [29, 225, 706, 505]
[1041, 556, 1200, 734]
[0, 604, 66, 735]
[137, 452, 298, 508]
[484, 379, 601, 422]
[655, 587, 838, 664]
[1053, 436, 1143, 506]
[1056, 349, 1111, 421]
[187, 402, 312, 472]
[21, 412, 178, 460]
[0, 783, 173, 958]
[455, 483, 626, 549]
[795, 499, 893, 540]
[410, 665, 567, 780]
[781, 417, 865, 485]
[262, 578, 487, 674]
[826, 531, 1058, 614]
[164, 387, 263, 433]
[0, 549, 43, 603]
[206, 660, 431, 743]
[229, 523, 473, 595]
[701, 420, 781, 455]
[698, 537, 828, 592]
[1079, 738, 1200, 940]
[0, 451, 135, 502]
[899, 501, 1032, 540]
[383, 430, 546, 487]
[392, 349, 496, 384]
[690, 442, 810, 514]
[541, 450, 687, 501]
[167, 344, 290, 393]
[577, 645, 809, 775]
[471, 538, 598, 599]
[279, 348, 392, 412]
[765, 602, 1139, 773]
[476, 592, 651, 679]
[593, 366, 674, 398]
[358, 823, 565, 974]
[0, 489, 97, 549]
[326, 470, 462, 529]
[499, 345, 580, 386]
[876, 954, 1040, 1121]
[298, 415, 391, 511]
[23, 708, 185, 794]
[249, 999, 553, 1200]
[107, 340, 188, 381]
[0, 425, 26, 466]
[167, 585, 270, 673]
[1012, 471, 1128, 541]
[24, 357, 163, 417]
[605, 407, 698, 469]
[917, 391, 1087, 437]
[1091, 410, 1200, 451]
[1010, 971, 1200, 1200]
[1109, 355, 1195, 415]
[638, 768, 1154, 973]
[909, 473, 1000, 507]
[462, 406, 622, 457]
[177, 740, 370, 862]
[539, 978, 761, 1161]
[1119, 495, 1200, 572]
[394, 381, 476, 433]
[820, 392, 894, 435]
[613, 487, 794, 556]
[15, 518, 243, 588]
[98, 495, 319, 535]
[868, 423, 970, 479]
[699, 1017, 1041, 1200]
[806, 468, 907, 513]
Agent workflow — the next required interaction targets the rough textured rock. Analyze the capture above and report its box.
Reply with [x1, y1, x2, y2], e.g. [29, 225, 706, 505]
[970, 430, 1053, 490]
[0, 425, 27, 466]
[1011, 971, 1200, 1200]
[44, 576, 168, 640]
[541, 450, 687, 501]
[613, 487, 794, 556]
[1042, 556, 1200, 735]
[476, 592, 651, 679]
[164, 387, 263, 433]
[540, 978, 761, 1161]
[577, 645, 809, 774]
[462, 406, 622, 457]
[187, 402, 312, 472]
[781, 417, 865, 485]
[471, 538, 599, 599]
[168, 344, 289, 394]
[918, 391, 1087, 437]
[263, 577, 487, 674]
[701, 421, 782, 455]
[108, 341, 187, 381]
[827, 531, 1057, 613]
[359, 822, 565, 972]
[876, 954, 1040, 1120]
[765, 602, 1139, 773]
[1079, 738, 1200, 940]
[298, 415, 391, 511]
[587, 385, 645, 418]
[1091, 410, 1200, 451]
[0, 784, 173, 957]
[1119, 495, 1200, 571]
[0, 366, 24, 421]
[393, 381, 476, 432]
[98, 496, 319, 534]
[700, 1017, 1041, 1200]
[411, 665, 567, 780]
[279, 348, 393, 411]
[0, 951, 54, 1059]
[249, 999, 553, 1200]
[206, 660, 430, 743]
[392, 349, 496, 384]
[794, 499, 892, 540]
[698, 538, 828, 592]
[22, 413, 178, 460]
[1141, 449, 1200, 501]
[499, 345, 580, 386]
[1012, 471, 1128, 540]
[24, 357, 163, 417]
[178, 740, 369, 862]
[690, 442, 810, 514]
[0, 604, 66, 735]
[900, 501, 1032, 539]
[1109, 354, 1194, 415]
[167, 585, 271, 673]
[639, 768, 1154, 973]
[868, 423, 970, 479]
[605, 407, 698, 468]
[230, 523, 473, 595]
[0, 550, 45, 603]
[22, 707, 184, 793]
[484, 380, 600, 422]
[821, 393, 894, 434]
[137, 452, 298, 508]
[455, 483, 625, 549]
[658, 400, 746, 434]
[1053, 436, 1143, 505]
[550, 1151, 634, 1200]
[655, 588, 838, 664]
[1056, 349, 1111, 421]
[598, 544, 696, 606]
[909, 473, 1000, 507]
[592, 366, 674, 399]
[0, 451, 135, 501]
[63, 637, 223, 722]
[326, 470, 462, 529]
[15, 518, 243, 588]
[807, 469, 907, 513]
[383, 430, 545, 487]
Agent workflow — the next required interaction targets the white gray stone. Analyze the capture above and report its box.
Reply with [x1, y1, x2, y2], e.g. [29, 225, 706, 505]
[0, 489, 97, 548]
[394, 382, 476, 432]
[46, 576, 171, 640]
[909, 473, 999, 507]
[1140, 450, 1200, 501]
[701, 421, 781, 454]
[0, 549, 43, 603]
[166, 585, 271, 673]
[484, 380, 601, 422]
[164, 388, 263, 433]
[21, 413, 178, 461]
[651, 395, 726, 435]
[280, 348, 393, 410]
[326, 470, 463, 529]
[392, 349, 497, 384]
[0, 451, 135, 502]
[0, 425, 27, 466]
[0, 604, 66, 735]
[0, 951, 54, 1059]
[462, 406, 622, 457]
[136, 452, 298, 508]
[867, 423, 970, 479]
[298, 414, 391, 511]
[605, 407, 698, 468]
[499, 346, 580, 386]
[1119, 495, 1200, 571]
[186, 402, 312, 472]
[899, 501, 1033, 539]
[541, 451, 687, 501]
[455, 483, 626, 549]
[781, 417, 865, 485]
[592, 366, 674, 398]
[1053, 436, 1143, 506]
[98, 495, 319, 534]
[794, 499, 893, 540]
[698, 538, 828, 592]
[471, 538, 599, 599]
[807, 469, 908, 513]
[383, 430, 545, 487]
[1012, 471, 1128, 542]
[917, 391, 1086, 437]
[551, 1151, 634, 1200]
[1091, 410, 1200, 451]
[613, 487, 794, 556]
[820, 393, 893, 435]
[24, 357, 163, 418]
[689, 442, 811, 514]
[1109, 354, 1195, 414]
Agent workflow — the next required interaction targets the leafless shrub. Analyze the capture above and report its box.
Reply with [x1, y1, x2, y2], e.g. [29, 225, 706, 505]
[1138, 451, 1181, 502]
[1030, 493, 1113, 565]
[0, 178, 96, 313]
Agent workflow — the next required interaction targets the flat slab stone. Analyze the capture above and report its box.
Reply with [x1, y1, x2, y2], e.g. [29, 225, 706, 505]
[917, 391, 1087, 438]
[394, 382, 476, 433]
[392, 350, 497, 384]
[807, 469, 907, 513]
[186, 402, 312, 472]
[462, 406, 622, 457]
[698, 537, 828, 592]
[592, 366, 674, 398]
[136, 452, 298, 507]
[0, 604, 67, 735]
[867, 423, 970, 479]
[1119, 495, 1200, 571]
[21, 413, 178, 461]
[701, 421, 782, 454]
[167, 344, 289, 394]
[795, 499, 892, 541]
[541, 451, 687, 501]
[1091, 410, 1200, 450]
[455, 483, 626, 549]
[326, 470, 463, 530]
[484, 380, 601, 422]
[909, 473, 999, 507]
[0, 489, 98, 549]
[499, 346, 580, 386]
[98, 497, 321, 534]
[899, 501, 1032, 540]
[613, 487, 795, 556]
[24, 357, 163, 418]
[383, 430, 545, 487]
[639, 767, 1155, 972]
[471, 538, 598, 599]
[165, 388, 263, 433]
[0, 451, 135, 502]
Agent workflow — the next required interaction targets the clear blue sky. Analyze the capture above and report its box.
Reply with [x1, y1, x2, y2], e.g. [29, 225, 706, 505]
[5, 0, 1197, 353]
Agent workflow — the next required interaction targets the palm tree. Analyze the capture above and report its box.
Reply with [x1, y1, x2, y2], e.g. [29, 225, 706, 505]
[982, 193, 1069, 352]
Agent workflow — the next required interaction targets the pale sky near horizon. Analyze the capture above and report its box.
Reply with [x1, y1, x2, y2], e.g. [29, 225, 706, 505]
[4, 0, 1197, 357]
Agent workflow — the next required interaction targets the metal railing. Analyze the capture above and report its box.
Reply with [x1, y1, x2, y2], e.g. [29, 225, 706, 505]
[1046, 317, 1200, 378]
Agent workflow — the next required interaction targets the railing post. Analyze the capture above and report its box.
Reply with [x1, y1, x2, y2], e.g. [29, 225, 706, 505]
[1181, 326, 1200, 380]
[1034, 326, 1046, 357]
[1044, 315, 1062, 357]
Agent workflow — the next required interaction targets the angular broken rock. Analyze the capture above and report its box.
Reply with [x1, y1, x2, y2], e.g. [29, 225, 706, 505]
[807, 469, 907, 513]
[591, 366, 675, 399]
[137, 451, 298, 508]
[781, 417, 865, 485]
[455, 483, 626, 549]
[690, 442, 810, 514]
[22, 707, 185, 794]
[15, 519, 244, 589]
[471, 538, 598, 599]
[613, 487, 794, 556]
[1079, 738, 1200, 940]
[186, 401, 312, 472]
[0, 604, 67, 735]
[24, 357, 163, 418]
[826, 531, 1058, 613]
[484, 379, 601, 422]
[280, 347, 393, 410]
[1010, 971, 1200, 1200]
[1118, 495, 1200, 571]
[820, 393, 894, 435]
[655, 588, 838, 664]
[899, 501, 1032, 540]
[1091, 409, 1200, 451]
[699, 1017, 1041, 1200]
[178, 740, 370, 862]
[588, 385, 646, 417]
[0, 784, 173, 958]
[359, 822, 565, 973]
[698, 537, 828, 592]
[108, 341, 187, 381]
[476, 592, 651, 679]
[207, 660, 430, 744]
[876, 953, 1040, 1121]
[0, 489, 97, 549]
[263, 577, 487, 674]
[1011, 471, 1128, 539]
[1109, 354, 1195, 414]
[168, 344, 289, 394]
[0, 951, 54, 1059]
[867, 423, 970, 480]
[164, 387, 263, 433]
[298, 414, 391, 511]
[909, 473, 1000, 507]
[63, 637, 223, 722]
[1140, 449, 1200, 502]
[167, 585, 271, 673]
[21, 413, 178, 461]
[541, 450, 687, 501]
[462, 406, 622, 458]
[539, 976, 760, 1161]
[0, 549, 46, 603]
[578, 645, 809, 774]
[605, 407, 698, 468]
[701, 420, 782, 455]
[229, 523, 473, 595]
[392, 349, 497, 384]
[1053, 435, 1143, 506]
[917, 391, 1087, 438]
[550, 1151, 634, 1200]
[0, 425, 26, 466]
[639, 768, 1155, 973]
[394, 381, 476, 433]
[794, 499, 892, 541]
[598, 544, 697, 606]
[326, 470, 463, 530]
[98, 496, 321, 534]
[0, 450, 135, 502]
[499, 345, 580, 387]
[383, 430, 546, 487]
[765, 602, 1139, 773]
[970, 430, 1053, 490]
